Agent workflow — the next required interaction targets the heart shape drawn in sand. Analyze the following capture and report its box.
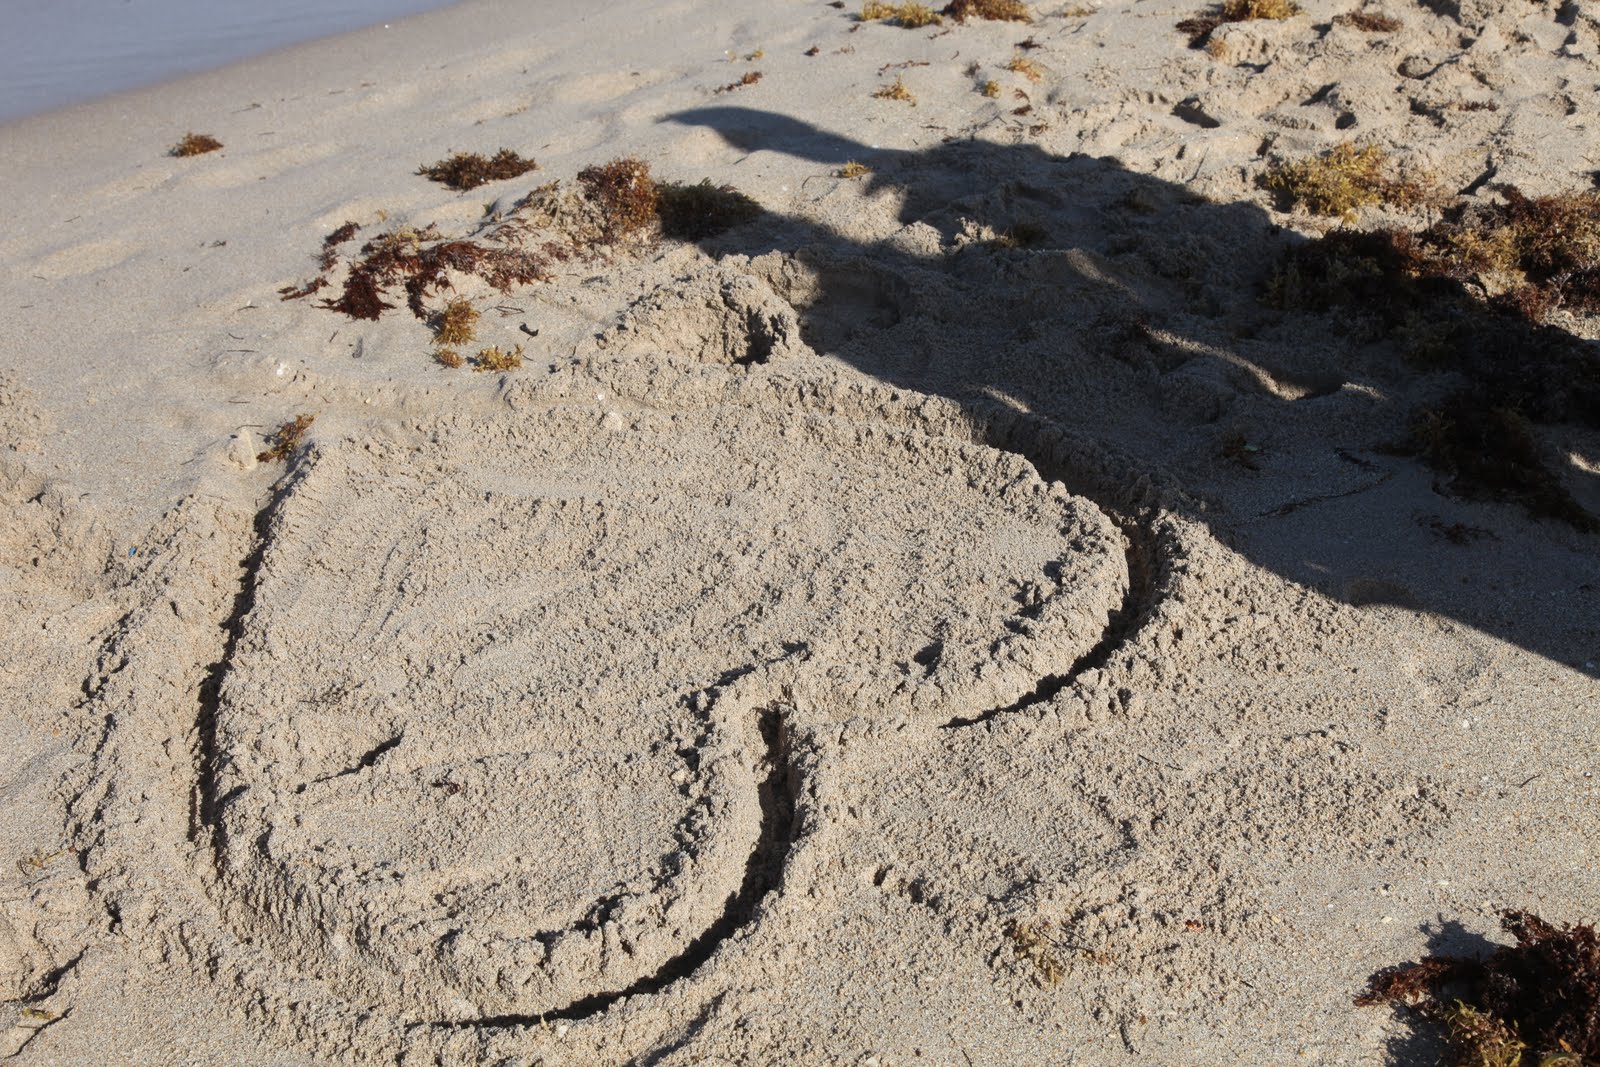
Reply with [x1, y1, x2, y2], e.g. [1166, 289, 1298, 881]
[200, 395, 1128, 1021]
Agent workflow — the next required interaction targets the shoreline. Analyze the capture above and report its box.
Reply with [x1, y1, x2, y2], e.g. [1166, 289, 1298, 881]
[1, 0, 464, 128]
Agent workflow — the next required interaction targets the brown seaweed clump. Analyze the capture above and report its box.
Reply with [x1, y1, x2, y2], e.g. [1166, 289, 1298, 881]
[257, 414, 316, 463]
[1178, 0, 1300, 46]
[275, 221, 365, 298]
[281, 157, 761, 325]
[320, 223, 552, 320]
[319, 221, 362, 270]
[1336, 9, 1402, 30]
[1357, 910, 1600, 1067]
[656, 180, 763, 240]
[1407, 187, 1600, 321]
[418, 149, 539, 191]
[943, 0, 1032, 21]
[171, 132, 223, 157]
[577, 157, 661, 243]
[1271, 186, 1600, 339]
[1263, 144, 1433, 220]
[1225, 0, 1298, 16]
[1272, 187, 1600, 326]
[1269, 189, 1600, 530]
[1006, 55, 1044, 82]
[431, 297, 480, 345]
[860, 1, 944, 26]
[874, 76, 917, 104]
[1409, 396, 1596, 532]
[473, 344, 524, 372]
[715, 71, 763, 93]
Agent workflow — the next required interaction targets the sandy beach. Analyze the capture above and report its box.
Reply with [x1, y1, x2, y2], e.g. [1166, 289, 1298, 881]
[1, 0, 1597, 1063]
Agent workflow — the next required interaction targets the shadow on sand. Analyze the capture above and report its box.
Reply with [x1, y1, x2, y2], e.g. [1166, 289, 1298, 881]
[1365, 918, 1500, 1066]
[663, 105, 1600, 675]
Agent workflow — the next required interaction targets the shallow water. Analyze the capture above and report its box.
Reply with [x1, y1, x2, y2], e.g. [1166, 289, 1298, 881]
[2, 0, 457, 124]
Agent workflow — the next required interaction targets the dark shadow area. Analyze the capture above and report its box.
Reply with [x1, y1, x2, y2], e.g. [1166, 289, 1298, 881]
[1365, 918, 1496, 1066]
[1359, 911, 1600, 1066]
[662, 105, 1600, 673]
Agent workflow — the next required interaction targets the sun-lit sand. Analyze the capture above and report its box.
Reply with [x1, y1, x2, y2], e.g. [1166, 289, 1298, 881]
[1, 0, 1596, 1062]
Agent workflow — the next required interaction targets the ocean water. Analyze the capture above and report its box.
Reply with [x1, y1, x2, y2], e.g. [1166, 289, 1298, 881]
[1, 0, 457, 124]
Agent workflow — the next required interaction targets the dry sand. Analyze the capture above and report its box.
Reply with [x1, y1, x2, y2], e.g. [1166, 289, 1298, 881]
[1, 0, 1597, 1063]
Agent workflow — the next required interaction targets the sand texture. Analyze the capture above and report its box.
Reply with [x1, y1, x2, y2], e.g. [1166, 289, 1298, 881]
[0, 0, 1596, 1063]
